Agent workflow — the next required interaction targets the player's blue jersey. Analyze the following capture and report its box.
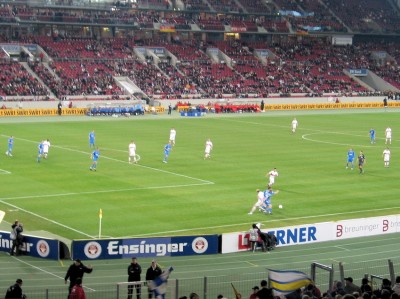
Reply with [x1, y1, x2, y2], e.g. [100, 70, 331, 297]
[164, 144, 172, 155]
[38, 142, 43, 154]
[89, 132, 95, 143]
[92, 150, 100, 161]
[263, 190, 275, 206]
[369, 129, 375, 137]
[8, 137, 13, 149]
[347, 150, 355, 162]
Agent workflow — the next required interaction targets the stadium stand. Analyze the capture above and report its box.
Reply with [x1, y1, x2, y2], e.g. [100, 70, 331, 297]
[0, 0, 399, 102]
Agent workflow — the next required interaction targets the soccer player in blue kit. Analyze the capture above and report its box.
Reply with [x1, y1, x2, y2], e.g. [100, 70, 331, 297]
[37, 140, 44, 162]
[261, 187, 279, 215]
[369, 128, 375, 144]
[89, 130, 96, 148]
[163, 142, 172, 163]
[6, 135, 13, 157]
[90, 147, 100, 171]
[346, 148, 355, 170]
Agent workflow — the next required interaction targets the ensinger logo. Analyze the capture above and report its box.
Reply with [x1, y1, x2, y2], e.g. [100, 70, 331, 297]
[192, 237, 208, 254]
[84, 241, 102, 259]
[36, 240, 50, 258]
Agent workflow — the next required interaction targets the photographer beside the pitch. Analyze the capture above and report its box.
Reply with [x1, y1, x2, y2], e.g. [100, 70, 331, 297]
[10, 220, 24, 256]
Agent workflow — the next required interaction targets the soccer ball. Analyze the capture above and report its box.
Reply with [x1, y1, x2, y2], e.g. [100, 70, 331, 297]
[278, 204, 283, 209]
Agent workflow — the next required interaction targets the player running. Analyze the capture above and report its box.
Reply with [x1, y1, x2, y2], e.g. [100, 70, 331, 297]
[267, 168, 279, 187]
[260, 187, 279, 215]
[248, 189, 265, 215]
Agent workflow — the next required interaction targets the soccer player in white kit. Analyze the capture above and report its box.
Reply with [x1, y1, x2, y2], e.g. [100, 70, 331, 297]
[42, 139, 51, 159]
[128, 140, 137, 164]
[267, 168, 279, 187]
[383, 147, 391, 167]
[169, 128, 176, 146]
[248, 189, 265, 215]
[291, 118, 298, 133]
[204, 138, 213, 159]
[385, 127, 392, 144]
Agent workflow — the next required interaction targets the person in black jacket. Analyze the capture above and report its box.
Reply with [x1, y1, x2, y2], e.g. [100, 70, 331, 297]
[128, 257, 142, 299]
[64, 259, 93, 295]
[10, 220, 24, 256]
[145, 260, 162, 299]
[5, 278, 26, 299]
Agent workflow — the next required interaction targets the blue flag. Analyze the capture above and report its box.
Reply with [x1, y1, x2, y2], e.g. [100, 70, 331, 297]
[149, 267, 174, 299]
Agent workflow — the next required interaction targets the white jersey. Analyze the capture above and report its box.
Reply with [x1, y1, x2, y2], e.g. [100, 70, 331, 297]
[383, 149, 391, 161]
[129, 143, 136, 156]
[169, 129, 176, 141]
[257, 191, 265, 205]
[292, 119, 298, 128]
[385, 128, 392, 138]
[268, 169, 279, 185]
[42, 140, 51, 153]
[205, 140, 213, 154]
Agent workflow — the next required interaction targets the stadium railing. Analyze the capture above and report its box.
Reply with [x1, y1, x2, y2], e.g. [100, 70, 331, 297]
[19, 258, 400, 299]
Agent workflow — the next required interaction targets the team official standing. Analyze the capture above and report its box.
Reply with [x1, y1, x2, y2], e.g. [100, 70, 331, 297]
[145, 260, 162, 299]
[128, 257, 142, 299]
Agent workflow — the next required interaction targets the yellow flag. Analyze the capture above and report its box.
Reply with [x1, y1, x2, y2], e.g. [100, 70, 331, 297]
[99, 208, 103, 219]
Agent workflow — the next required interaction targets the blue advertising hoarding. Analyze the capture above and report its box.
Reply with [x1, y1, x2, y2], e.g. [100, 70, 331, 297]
[0, 231, 60, 260]
[72, 235, 219, 260]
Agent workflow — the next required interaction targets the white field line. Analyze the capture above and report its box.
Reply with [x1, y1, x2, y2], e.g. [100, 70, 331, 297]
[0, 135, 213, 238]
[11, 257, 96, 291]
[125, 206, 400, 237]
[1, 135, 213, 184]
[0, 168, 11, 174]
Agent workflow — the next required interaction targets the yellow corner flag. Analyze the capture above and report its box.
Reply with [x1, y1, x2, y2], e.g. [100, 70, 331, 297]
[99, 208, 103, 219]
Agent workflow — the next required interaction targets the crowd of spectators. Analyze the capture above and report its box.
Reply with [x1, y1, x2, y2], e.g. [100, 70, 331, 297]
[1, 34, 400, 99]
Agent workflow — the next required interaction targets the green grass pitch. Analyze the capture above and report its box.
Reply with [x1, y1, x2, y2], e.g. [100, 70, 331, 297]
[0, 110, 399, 241]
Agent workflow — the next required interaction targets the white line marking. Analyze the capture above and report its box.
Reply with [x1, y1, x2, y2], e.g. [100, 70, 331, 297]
[0, 168, 11, 174]
[0, 182, 213, 238]
[0, 200, 93, 238]
[127, 206, 400, 237]
[4, 135, 213, 184]
[302, 132, 400, 148]
[12, 257, 96, 291]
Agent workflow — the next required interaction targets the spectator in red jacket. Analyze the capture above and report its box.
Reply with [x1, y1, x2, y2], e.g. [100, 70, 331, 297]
[69, 277, 86, 299]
